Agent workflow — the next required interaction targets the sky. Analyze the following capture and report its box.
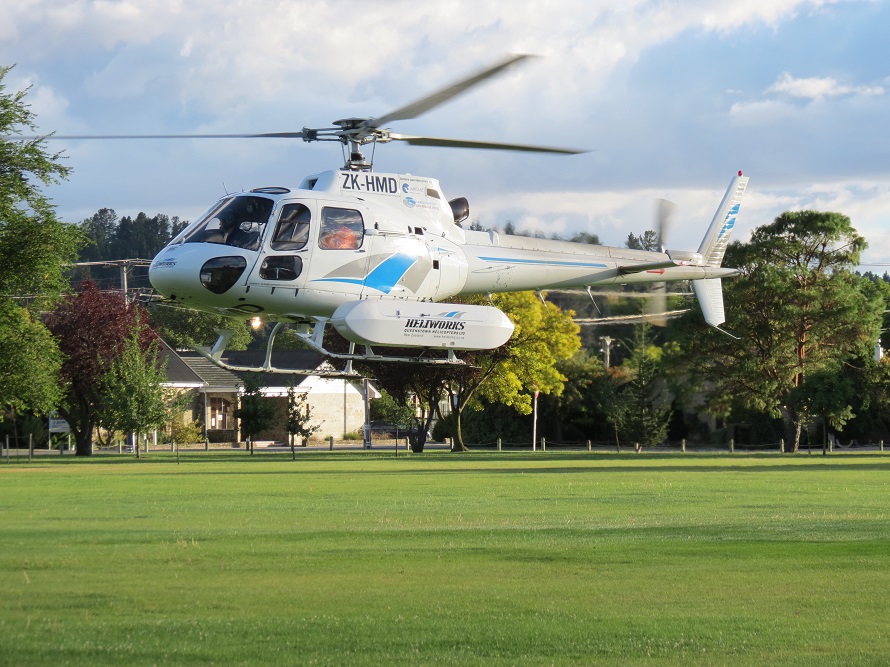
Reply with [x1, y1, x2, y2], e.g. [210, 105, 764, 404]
[3, 0, 890, 266]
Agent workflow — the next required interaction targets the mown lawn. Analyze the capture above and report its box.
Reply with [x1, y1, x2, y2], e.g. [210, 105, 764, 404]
[1, 452, 888, 665]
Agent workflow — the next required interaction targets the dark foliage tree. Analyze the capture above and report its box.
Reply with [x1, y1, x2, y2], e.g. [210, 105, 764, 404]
[569, 231, 601, 245]
[542, 350, 613, 442]
[626, 230, 658, 251]
[665, 211, 884, 450]
[147, 303, 252, 351]
[286, 382, 322, 451]
[235, 373, 276, 453]
[44, 281, 157, 455]
[364, 364, 450, 453]
[613, 324, 671, 449]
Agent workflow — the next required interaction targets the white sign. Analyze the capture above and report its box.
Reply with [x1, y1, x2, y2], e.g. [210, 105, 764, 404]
[48, 412, 70, 433]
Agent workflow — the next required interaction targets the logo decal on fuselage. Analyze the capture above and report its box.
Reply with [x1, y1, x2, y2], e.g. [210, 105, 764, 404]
[339, 172, 399, 195]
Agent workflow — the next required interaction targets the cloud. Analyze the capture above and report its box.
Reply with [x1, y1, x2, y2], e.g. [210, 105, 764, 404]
[728, 98, 799, 125]
[766, 71, 885, 99]
[5, 0, 888, 268]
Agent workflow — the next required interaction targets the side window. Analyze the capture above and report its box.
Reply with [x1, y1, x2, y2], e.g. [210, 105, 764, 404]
[271, 203, 311, 251]
[259, 255, 303, 281]
[318, 207, 364, 250]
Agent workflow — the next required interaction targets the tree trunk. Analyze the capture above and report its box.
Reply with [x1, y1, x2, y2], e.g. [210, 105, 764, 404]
[792, 419, 803, 453]
[450, 409, 469, 452]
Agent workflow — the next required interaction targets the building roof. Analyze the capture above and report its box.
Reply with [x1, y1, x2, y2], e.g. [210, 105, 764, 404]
[173, 348, 327, 391]
[176, 351, 243, 390]
[159, 340, 205, 387]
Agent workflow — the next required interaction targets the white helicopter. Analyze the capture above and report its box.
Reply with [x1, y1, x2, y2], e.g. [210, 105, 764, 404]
[48, 55, 749, 372]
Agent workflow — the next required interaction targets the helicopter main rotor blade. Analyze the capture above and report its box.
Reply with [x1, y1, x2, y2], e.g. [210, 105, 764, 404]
[19, 131, 315, 140]
[388, 133, 586, 155]
[370, 54, 533, 129]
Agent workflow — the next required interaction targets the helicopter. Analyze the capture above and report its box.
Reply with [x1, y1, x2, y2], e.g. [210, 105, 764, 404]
[40, 54, 749, 373]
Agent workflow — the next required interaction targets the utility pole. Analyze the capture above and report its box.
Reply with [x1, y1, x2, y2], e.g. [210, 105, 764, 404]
[600, 336, 614, 368]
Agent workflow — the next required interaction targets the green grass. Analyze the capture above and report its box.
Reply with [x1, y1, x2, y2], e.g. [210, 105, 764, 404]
[2, 452, 889, 665]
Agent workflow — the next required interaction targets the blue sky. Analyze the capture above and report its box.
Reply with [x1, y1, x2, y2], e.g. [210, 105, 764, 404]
[3, 0, 889, 265]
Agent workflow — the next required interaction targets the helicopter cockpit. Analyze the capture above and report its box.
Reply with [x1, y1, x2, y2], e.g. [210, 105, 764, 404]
[179, 195, 274, 251]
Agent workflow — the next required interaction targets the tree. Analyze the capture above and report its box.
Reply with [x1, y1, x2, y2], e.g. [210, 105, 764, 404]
[147, 303, 252, 351]
[665, 211, 883, 451]
[363, 365, 447, 453]
[235, 373, 275, 453]
[286, 382, 323, 450]
[626, 230, 658, 251]
[99, 324, 173, 458]
[0, 66, 84, 303]
[0, 65, 85, 426]
[789, 364, 857, 453]
[45, 281, 156, 455]
[436, 292, 581, 451]
[0, 300, 63, 415]
[569, 231, 601, 245]
[353, 292, 579, 452]
[613, 324, 671, 449]
[79, 208, 118, 263]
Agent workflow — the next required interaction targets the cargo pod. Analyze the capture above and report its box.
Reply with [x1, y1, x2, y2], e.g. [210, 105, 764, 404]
[330, 300, 514, 350]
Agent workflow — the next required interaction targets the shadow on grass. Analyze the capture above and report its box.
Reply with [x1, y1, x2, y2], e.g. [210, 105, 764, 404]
[9, 449, 890, 477]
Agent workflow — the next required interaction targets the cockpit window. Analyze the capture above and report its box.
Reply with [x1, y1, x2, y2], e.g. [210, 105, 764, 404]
[318, 207, 364, 250]
[180, 195, 274, 251]
[271, 203, 311, 251]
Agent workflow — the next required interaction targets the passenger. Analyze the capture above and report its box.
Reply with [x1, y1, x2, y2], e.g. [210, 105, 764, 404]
[320, 225, 359, 249]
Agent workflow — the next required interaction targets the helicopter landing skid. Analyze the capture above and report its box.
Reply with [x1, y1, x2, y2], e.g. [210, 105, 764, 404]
[295, 318, 469, 373]
[193, 319, 469, 376]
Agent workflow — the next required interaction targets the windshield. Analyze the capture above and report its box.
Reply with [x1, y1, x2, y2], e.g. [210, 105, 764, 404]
[179, 195, 274, 251]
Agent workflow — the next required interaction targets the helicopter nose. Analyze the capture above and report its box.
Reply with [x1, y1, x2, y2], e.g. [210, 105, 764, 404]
[149, 247, 248, 300]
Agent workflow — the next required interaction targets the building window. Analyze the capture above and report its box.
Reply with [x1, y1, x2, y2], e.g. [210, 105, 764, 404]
[209, 397, 233, 430]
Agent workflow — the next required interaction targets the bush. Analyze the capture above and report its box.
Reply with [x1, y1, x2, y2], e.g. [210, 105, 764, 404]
[170, 418, 203, 445]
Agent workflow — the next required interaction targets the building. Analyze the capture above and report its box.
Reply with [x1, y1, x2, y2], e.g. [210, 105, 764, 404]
[160, 343, 378, 444]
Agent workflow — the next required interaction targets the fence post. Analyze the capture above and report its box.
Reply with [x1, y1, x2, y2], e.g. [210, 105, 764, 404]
[730, 438, 735, 454]
[681, 438, 686, 453]
[541, 437, 546, 451]
[329, 435, 334, 450]
[497, 437, 501, 452]
[587, 439, 592, 452]
[205, 438, 209, 452]
[828, 437, 833, 453]
[780, 438, 785, 454]
[881, 440, 885, 453]
[29, 434, 33, 462]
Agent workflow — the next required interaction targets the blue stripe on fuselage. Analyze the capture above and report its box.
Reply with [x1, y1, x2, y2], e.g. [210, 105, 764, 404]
[477, 256, 608, 268]
[311, 253, 419, 294]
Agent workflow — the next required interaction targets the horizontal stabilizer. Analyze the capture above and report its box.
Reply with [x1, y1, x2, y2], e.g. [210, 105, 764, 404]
[617, 259, 687, 275]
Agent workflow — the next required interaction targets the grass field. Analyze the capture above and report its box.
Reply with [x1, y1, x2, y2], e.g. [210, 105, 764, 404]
[1, 451, 889, 666]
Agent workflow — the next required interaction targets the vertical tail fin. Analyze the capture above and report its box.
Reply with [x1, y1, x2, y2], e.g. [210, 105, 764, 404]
[693, 278, 726, 327]
[697, 171, 749, 267]
[692, 172, 749, 330]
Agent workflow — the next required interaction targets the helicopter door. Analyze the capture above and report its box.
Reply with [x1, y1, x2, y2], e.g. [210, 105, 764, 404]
[311, 204, 372, 302]
[245, 201, 314, 294]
